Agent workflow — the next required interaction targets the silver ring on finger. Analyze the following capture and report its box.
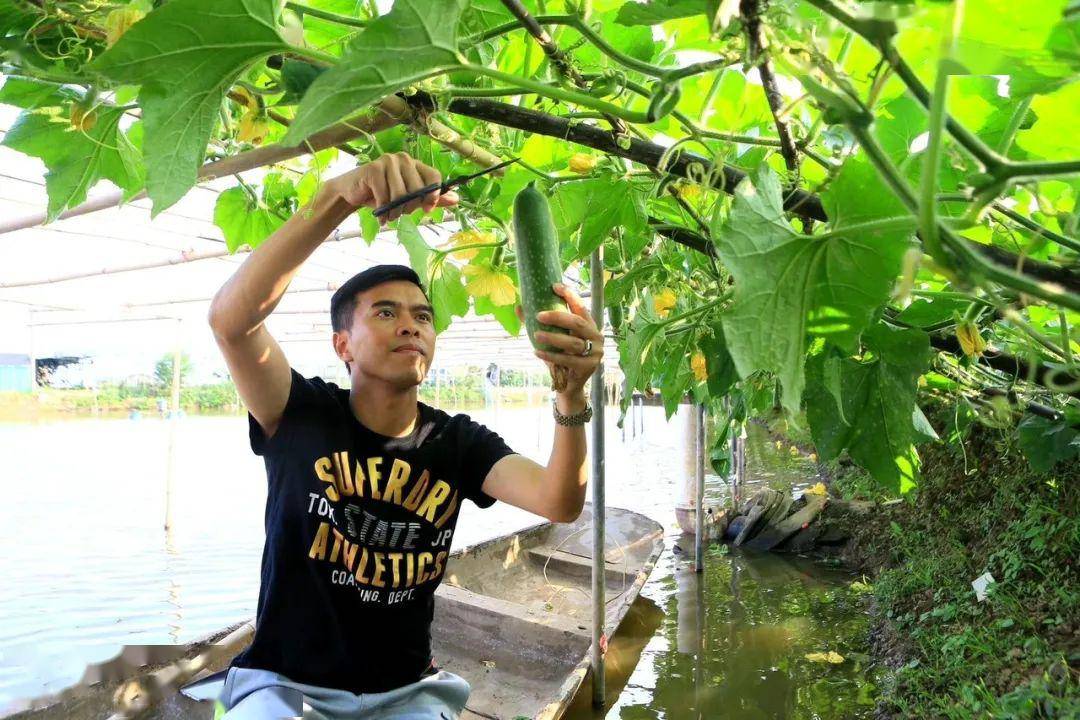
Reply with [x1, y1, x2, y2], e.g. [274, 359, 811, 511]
[579, 338, 593, 357]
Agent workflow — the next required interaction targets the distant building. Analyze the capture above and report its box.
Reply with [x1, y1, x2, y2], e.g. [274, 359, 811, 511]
[0, 353, 33, 393]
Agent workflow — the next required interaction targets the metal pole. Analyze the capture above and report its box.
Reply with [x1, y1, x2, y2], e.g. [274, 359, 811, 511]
[694, 402, 706, 573]
[589, 248, 607, 708]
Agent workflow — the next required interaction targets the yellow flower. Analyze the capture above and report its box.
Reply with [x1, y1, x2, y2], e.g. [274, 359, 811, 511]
[691, 352, 707, 382]
[568, 153, 598, 174]
[237, 112, 270, 145]
[805, 482, 827, 496]
[956, 321, 986, 357]
[653, 288, 676, 318]
[232, 86, 259, 112]
[463, 264, 517, 306]
[673, 182, 701, 200]
[809, 452, 818, 462]
[441, 229, 494, 261]
[104, 5, 146, 47]
[775, 440, 783, 450]
[69, 103, 96, 132]
[789, 445, 800, 456]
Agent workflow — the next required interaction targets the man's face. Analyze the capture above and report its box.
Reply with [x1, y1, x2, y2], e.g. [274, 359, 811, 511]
[333, 280, 436, 389]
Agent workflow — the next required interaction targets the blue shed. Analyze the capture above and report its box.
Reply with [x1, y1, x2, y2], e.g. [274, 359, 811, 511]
[0, 354, 33, 393]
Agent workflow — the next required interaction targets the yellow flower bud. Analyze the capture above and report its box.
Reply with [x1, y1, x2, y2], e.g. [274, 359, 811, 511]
[674, 182, 701, 200]
[653, 288, 676, 318]
[691, 352, 707, 382]
[956, 321, 987, 357]
[568, 153, 597, 174]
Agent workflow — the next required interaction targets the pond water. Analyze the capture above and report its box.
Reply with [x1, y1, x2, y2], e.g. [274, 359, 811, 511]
[0, 402, 876, 718]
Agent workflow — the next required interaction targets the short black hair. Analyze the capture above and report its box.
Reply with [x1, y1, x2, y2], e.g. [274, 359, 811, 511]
[330, 264, 430, 372]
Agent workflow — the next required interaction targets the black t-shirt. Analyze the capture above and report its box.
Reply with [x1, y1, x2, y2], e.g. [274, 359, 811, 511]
[231, 368, 517, 693]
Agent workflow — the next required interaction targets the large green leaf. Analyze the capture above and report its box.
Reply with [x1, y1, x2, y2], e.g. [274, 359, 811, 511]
[2, 106, 143, 220]
[89, 0, 290, 215]
[716, 165, 913, 413]
[1016, 414, 1080, 472]
[285, 0, 468, 145]
[804, 324, 931, 493]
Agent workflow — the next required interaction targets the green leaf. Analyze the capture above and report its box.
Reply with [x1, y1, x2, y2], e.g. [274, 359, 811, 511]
[657, 330, 695, 418]
[213, 185, 287, 253]
[949, 0, 1080, 97]
[475, 294, 522, 336]
[396, 215, 432, 280]
[895, 297, 968, 328]
[619, 308, 666, 392]
[89, 0, 290, 214]
[285, 0, 467, 145]
[0, 77, 78, 109]
[2, 106, 143, 220]
[716, 165, 913, 413]
[359, 208, 381, 245]
[1016, 414, 1080, 472]
[699, 322, 738, 397]
[804, 324, 931, 493]
[551, 177, 647, 259]
[615, 0, 708, 26]
[430, 261, 469, 334]
[572, 9, 658, 66]
[278, 57, 327, 105]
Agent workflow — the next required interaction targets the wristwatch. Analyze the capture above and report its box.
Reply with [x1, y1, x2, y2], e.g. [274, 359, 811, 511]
[553, 399, 593, 426]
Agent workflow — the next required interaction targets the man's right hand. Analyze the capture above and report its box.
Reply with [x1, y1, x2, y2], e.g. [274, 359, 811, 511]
[321, 152, 460, 224]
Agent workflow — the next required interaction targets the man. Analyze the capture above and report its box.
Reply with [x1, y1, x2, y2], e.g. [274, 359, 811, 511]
[184, 152, 604, 719]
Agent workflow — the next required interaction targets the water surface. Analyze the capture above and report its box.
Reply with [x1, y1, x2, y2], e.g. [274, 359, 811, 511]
[0, 405, 875, 717]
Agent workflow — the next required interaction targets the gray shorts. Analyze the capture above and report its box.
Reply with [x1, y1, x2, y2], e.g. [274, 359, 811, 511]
[180, 665, 471, 720]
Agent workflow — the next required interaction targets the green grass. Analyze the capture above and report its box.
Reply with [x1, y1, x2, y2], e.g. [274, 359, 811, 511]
[830, 401, 1079, 719]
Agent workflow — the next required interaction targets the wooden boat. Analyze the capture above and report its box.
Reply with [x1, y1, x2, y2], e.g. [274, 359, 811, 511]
[5, 503, 663, 720]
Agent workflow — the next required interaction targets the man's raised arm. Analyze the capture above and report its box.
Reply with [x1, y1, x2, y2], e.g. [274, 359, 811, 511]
[206, 152, 457, 437]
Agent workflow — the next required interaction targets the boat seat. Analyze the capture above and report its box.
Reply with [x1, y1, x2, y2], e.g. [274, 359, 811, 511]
[525, 547, 638, 585]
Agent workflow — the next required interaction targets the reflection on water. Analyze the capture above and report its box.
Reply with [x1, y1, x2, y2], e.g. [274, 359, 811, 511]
[563, 421, 876, 720]
[0, 402, 875, 718]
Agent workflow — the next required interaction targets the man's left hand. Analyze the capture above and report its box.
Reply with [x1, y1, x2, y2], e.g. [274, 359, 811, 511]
[515, 283, 603, 406]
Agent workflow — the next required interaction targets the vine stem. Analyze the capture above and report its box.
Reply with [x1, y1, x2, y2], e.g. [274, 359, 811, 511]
[460, 64, 661, 123]
[918, 0, 963, 261]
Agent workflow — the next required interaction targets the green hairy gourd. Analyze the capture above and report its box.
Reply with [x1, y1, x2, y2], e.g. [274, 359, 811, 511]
[513, 181, 571, 392]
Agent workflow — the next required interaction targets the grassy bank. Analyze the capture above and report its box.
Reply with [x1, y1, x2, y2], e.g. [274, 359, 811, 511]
[824, 404, 1079, 718]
